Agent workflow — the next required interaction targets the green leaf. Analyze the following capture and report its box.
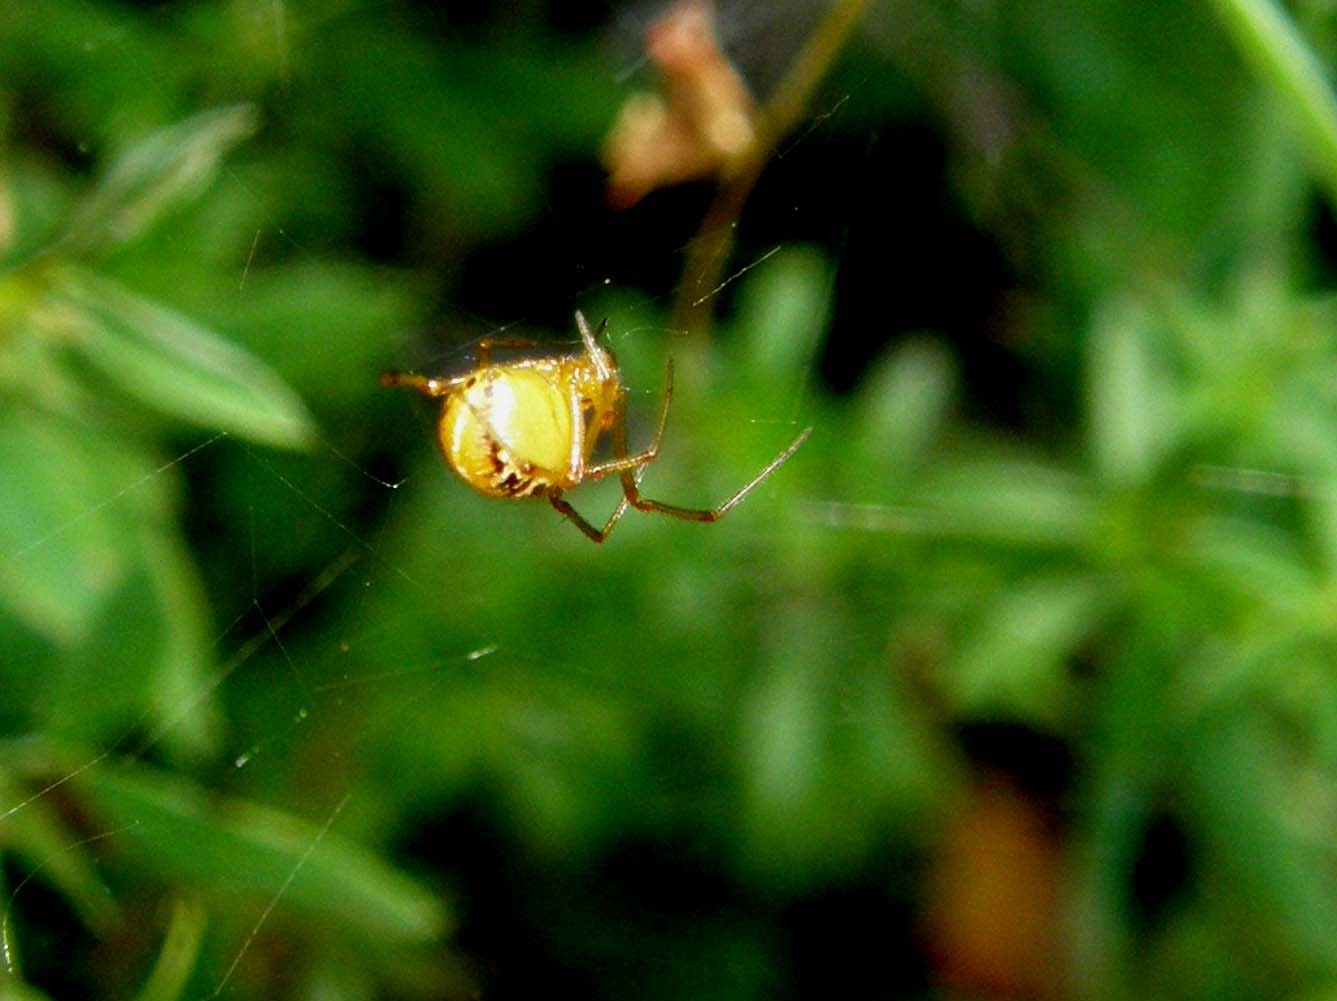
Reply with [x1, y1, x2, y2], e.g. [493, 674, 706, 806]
[139, 529, 221, 761]
[952, 574, 1106, 721]
[735, 245, 830, 388]
[0, 767, 117, 933]
[1185, 513, 1312, 617]
[1306, 475, 1337, 579]
[40, 563, 170, 747]
[1204, 0, 1337, 211]
[130, 897, 206, 1001]
[734, 608, 941, 889]
[1068, 638, 1180, 992]
[64, 105, 259, 255]
[51, 267, 316, 449]
[0, 406, 217, 750]
[740, 658, 823, 837]
[923, 456, 1095, 548]
[1184, 713, 1337, 974]
[856, 335, 956, 468]
[1087, 299, 1172, 485]
[0, 975, 56, 1001]
[0, 408, 129, 645]
[80, 764, 449, 946]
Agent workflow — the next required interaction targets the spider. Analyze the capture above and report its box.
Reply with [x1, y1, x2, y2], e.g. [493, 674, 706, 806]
[381, 311, 811, 543]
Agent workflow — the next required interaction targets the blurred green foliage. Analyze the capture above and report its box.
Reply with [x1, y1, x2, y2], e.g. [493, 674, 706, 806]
[4, 1, 1337, 1000]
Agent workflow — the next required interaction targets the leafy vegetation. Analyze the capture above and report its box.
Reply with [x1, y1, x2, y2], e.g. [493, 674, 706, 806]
[3, 1, 1337, 999]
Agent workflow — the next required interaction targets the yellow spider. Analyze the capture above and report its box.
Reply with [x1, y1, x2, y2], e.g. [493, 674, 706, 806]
[381, 312, 811, 543]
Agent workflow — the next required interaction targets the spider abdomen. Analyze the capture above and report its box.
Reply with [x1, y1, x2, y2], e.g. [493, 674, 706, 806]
[439, 364, 575, 499]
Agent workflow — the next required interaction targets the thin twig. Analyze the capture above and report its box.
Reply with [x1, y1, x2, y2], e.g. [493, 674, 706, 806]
[673, 0, 871, 343]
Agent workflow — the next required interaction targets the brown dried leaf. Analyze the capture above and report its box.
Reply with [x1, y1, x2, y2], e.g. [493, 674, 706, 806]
[603, 0, 757, 207]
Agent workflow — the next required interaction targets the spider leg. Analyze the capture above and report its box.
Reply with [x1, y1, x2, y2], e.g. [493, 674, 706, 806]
[574, 311, 608, 354]
[548, 464, 648, 544]
[575, 312, 614, 382]
[550, 366, 660, 543]
[380, 370, 468, 397]
[548, 489, 611, 543]
[584, 357, 674, 481]
[608, 358, 811, 523]
[381, 336, 538, 397]
[621, 426, 812, 522]
[475, 338, 536, 368]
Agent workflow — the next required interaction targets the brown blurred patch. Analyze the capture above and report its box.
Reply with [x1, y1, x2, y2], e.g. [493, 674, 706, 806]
[922, 774, 1065, 999]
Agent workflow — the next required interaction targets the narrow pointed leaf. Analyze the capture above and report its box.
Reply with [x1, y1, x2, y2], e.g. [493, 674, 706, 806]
[1088, 300, 1169, 485]
[81, 764, 449, 945]
[131, 897, 206, 1001]
[53, 267, 316, 449]
[953, 574, 1105, 721]
[65, 105, 259, 254]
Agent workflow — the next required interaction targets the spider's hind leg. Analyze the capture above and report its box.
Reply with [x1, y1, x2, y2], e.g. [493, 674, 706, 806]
[547, 463, 647, 544]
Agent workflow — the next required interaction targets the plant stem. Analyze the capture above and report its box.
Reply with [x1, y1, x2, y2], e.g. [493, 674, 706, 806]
[673, 0, 871, 347]
[1206, 0, 1337, 207]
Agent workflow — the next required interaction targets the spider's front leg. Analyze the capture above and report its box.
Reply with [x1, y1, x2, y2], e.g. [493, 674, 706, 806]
[607, 356, 811, 523]
[583, 357, 674, 481]
[381, 337, 540, 397]
[474, 338, 536, 368]
[380, 370, 467, 398]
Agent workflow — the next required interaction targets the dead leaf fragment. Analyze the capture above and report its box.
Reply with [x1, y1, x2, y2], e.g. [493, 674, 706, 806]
[603, 0, 758, 207]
